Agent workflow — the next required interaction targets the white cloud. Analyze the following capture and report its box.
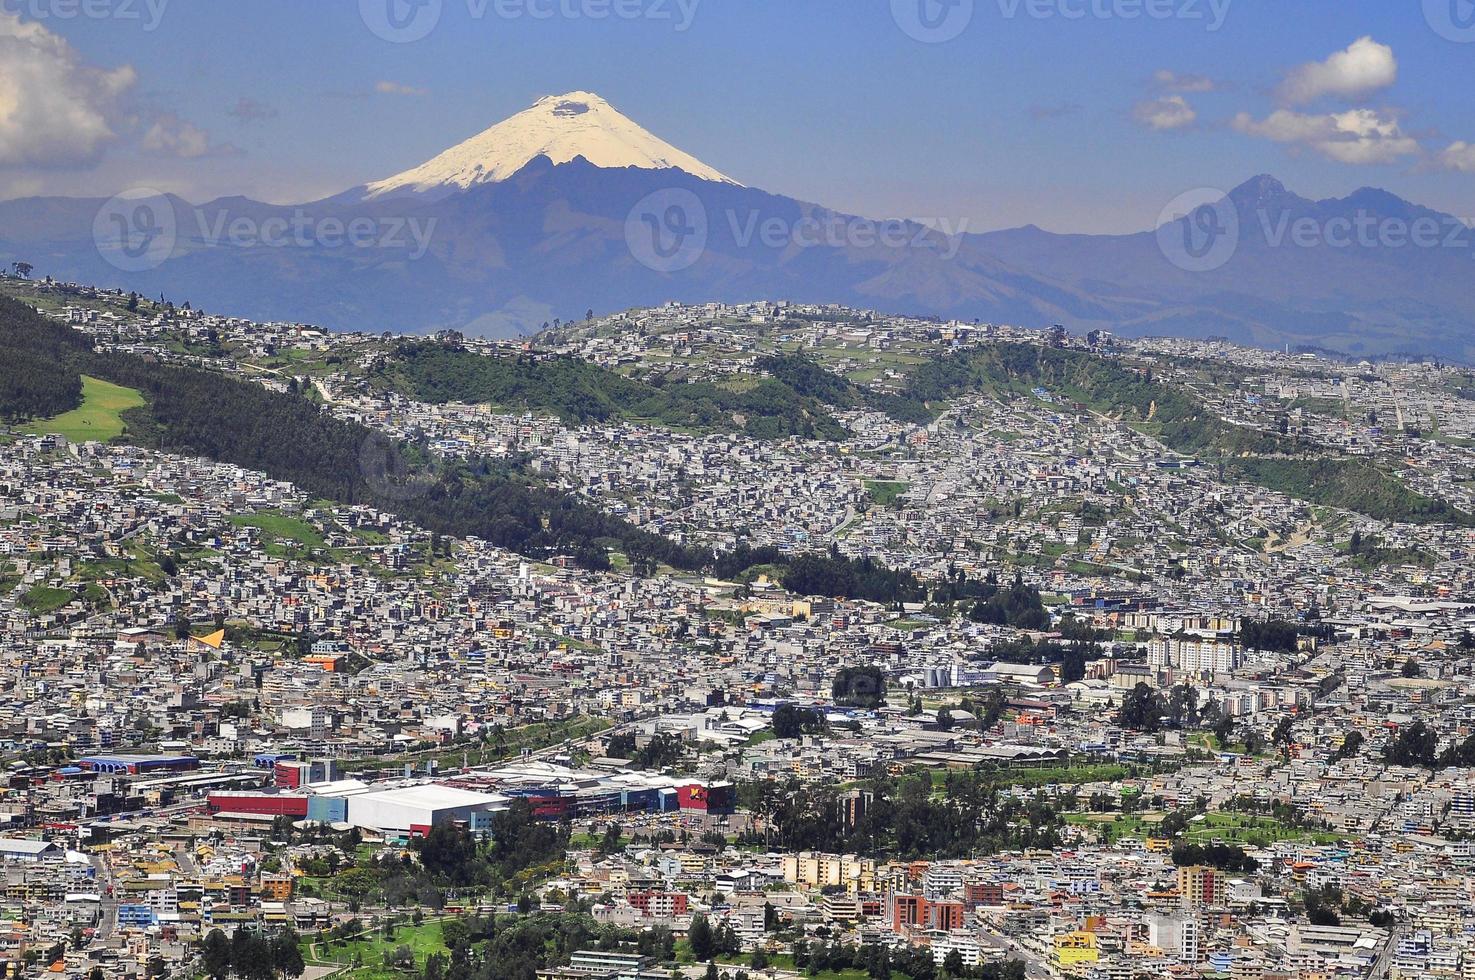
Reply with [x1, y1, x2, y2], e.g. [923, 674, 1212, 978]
[0, 10, 137, 168]
[375, 80, 428, 97]
[1153, 69, 1218, 93]
[1233, 108, 1419, 165]
[142, 113, 239, 159]
[1134, 95, 1197, 131]
[1277, 37, 1397, 105]
[1437, 141, 1475, 173]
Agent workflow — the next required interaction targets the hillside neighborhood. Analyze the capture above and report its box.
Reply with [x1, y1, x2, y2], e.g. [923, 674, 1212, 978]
[0, 276, 1474, 979]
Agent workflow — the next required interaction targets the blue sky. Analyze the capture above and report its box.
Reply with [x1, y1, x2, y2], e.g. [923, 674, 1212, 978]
[2, 0, 1473, 232]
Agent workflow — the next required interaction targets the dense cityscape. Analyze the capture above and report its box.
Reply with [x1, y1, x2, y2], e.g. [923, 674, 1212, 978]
[0, 273, 1472, 979]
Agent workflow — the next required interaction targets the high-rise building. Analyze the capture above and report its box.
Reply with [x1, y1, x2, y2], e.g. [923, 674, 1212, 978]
[1148, 912, 1200, 963]
[1178, 865, 1223, 907]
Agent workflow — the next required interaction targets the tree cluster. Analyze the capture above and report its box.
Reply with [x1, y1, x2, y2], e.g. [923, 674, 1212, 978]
[200, 928, 304, 980]
[1382, 721, 1475, 770]
[794, 939, 1024, 980]
[739, 770, 1064, 859]
[832, 665, 886, 708]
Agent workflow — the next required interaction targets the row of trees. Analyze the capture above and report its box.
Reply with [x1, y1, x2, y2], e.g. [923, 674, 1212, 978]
[1117, 682, 1250, 746]
[1170, 842, 1258, 873]
[200, 928, 303, 980]
[794, 939, 1025, 980]
[712, 545, 1051, 613]
[739, 770, 1066, 858]
[1383, 721, 1475, 770]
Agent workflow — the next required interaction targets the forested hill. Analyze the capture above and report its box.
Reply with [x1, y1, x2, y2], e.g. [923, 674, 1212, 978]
[374, 342, 854, 441]
[0, 296, 699, 570]
[901, 341, 1474, 527]
[0, 297, 89, 423]
[0, 299, 939, 599]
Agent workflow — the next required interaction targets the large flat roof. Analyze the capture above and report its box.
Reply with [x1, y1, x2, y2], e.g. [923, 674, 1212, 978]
[0, 839, 59, 854]
[357, 784, 506, 810]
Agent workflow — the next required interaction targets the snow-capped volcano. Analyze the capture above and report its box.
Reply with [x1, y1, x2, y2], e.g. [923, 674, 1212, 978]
[361, 91, 737, 199]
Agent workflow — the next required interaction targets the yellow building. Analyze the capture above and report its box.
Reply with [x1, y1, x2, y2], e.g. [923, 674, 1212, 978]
[1052, 931, 1100, 974]
[781, 852, 877, 895]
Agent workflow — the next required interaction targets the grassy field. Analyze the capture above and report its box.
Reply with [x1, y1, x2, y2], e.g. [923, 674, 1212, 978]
[20, 586, 76, 615]
[1185, 811, 1342, 845]
[22, 376, 144, 443]
[984, 763, 1131, 790]
[229, 511, 326, 557]
[1066, 810, 1341, 846]
[864, 480, 911, 507]
[305, 919, 450, 979]
[925, 762, 1133, 796]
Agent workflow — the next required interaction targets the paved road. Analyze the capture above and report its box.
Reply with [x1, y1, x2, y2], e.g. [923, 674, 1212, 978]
[1368, 924, 1404, 980]
[89, 852, 116, 941]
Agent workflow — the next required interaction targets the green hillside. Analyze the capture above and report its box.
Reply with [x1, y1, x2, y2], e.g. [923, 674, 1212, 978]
[376, 342, 850, 440]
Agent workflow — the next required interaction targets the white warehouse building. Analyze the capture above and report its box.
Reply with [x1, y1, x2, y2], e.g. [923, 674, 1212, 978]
[345, 784, 508, 839]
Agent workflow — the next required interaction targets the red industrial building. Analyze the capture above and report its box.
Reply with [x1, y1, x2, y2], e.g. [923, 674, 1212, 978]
[207, 791, 309, 819]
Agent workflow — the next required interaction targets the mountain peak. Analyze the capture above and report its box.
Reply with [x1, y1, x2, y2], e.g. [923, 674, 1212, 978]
[1227, 174, 1290, 206]
[362, 91, 738, 200]
[1340, 185, 1415, 212]
[532, 90, 609, 114]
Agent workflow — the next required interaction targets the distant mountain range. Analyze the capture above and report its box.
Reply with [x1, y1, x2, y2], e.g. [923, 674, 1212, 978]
[1, 91, 1471, 359]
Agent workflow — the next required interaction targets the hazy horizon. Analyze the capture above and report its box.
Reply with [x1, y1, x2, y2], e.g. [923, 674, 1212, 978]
[3, 1, 1474, 235]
